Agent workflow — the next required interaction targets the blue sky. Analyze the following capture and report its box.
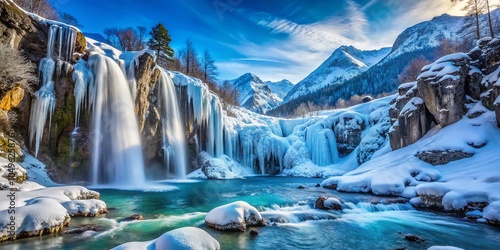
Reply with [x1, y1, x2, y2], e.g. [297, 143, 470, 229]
[51, 0, 465, 83]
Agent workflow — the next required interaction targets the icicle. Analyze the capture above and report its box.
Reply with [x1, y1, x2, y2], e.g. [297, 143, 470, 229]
[58, 26, 63, 59]
[157, 69, 187, 179]
[72, 59, 94, 127]
[29, 23, 79, 157]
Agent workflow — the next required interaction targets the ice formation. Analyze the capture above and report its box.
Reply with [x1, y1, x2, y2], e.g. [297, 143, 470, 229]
[29, 24, 77, 157]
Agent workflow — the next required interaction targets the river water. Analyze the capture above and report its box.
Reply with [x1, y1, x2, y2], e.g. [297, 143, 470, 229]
[1, 177, 499, 250]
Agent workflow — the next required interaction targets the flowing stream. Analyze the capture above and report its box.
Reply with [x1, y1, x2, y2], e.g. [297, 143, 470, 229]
[1, 177, 499, 250]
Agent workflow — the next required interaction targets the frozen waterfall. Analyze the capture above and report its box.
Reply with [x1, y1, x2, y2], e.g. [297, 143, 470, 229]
[306, 122, 339, 166]
[86, 53, 145, 185]
[157, 69, 187, 178]
[29, 24, 76, 157]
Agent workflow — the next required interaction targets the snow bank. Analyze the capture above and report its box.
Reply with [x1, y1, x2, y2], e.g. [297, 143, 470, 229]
[483, 201, 500, 222]
[205, 201, 264, 231]
[0, 198, 70, 240]
[112, 227, 220, 250]
[61, 199, 107, 216]
[322, 109, 500, 222]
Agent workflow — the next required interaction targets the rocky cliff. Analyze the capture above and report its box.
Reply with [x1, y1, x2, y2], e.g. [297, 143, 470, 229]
[389, 38, 500, 150]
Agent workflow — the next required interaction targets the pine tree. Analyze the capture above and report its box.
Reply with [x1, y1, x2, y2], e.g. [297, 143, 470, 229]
[147, 23, 174, 66]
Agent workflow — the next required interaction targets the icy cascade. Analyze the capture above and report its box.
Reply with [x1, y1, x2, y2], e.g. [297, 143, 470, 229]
[306, 122, 339, 166]
[174, 74, 224, 157]
[158, 69, 187, 178]
[86, 53, 145, 185]
[72, 59, 94, 127]
[29, 24, 76, 157]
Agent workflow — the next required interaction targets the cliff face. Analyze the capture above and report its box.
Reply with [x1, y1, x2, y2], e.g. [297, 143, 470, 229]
[389, 38, 500, 150]
[0, 1, 92, 182]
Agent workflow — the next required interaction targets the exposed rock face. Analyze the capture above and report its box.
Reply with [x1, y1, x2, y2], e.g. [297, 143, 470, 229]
[416, 150, 474, 165]
[0, 86, 25, 111]
[334, 112, 365, 156]
[389, 82, 434, 150]
[133, 55, 162, 166]
[417, 53, 469, 127]
[134, 53, 158, 132]
[0, 1, 35, 48]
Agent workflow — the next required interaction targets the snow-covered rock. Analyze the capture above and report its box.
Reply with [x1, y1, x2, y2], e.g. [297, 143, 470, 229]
[483, 201, 500, 224]
[61, 199, 107, 217]
[205, 201, 265, 231]
[315, 196, 342, 210]
[111, 227, 220, 250]
[417, 53, 469, 127]
[0, 198, 70, 241]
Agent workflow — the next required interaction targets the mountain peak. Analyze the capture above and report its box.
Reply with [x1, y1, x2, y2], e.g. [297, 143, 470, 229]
[228, 73, 292, 114]
[282, 45, 391, 103]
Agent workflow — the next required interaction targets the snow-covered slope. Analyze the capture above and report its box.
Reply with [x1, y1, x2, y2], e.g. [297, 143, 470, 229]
[381, 13, 464, 63]
[229, 73, 282, 114]
[283, 46, 391, 103]
[265, 79, 294, 100]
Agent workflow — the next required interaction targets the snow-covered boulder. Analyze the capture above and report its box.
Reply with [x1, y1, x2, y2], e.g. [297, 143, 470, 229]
[315, 196, 342, 210]
[0, 198, 70, 241]
[112, 227, 220, 250]
[205, 201, 265, 231]
[61, 199, 107, 217]
[483, 201, 500, 225]
[417, 53, 469, 127]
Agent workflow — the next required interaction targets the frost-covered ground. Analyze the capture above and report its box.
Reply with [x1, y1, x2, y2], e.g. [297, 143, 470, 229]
[321, 103, 500, 222]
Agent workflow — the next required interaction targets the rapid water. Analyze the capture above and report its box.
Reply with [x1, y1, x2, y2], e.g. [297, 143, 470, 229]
[2, 177, 499, 250]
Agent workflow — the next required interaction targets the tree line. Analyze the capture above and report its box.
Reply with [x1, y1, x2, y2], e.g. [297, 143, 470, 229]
[452, 0, 499, 39]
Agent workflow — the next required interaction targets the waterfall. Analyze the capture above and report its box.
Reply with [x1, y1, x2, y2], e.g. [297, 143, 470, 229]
[306, 122, 339, 166]
[86, 53, 145, 185]
[157, 69, 187, 178]
[29, 24, 76, 157]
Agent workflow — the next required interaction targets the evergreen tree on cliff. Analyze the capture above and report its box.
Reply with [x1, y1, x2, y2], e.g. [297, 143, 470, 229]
[147, 23, 174, 67]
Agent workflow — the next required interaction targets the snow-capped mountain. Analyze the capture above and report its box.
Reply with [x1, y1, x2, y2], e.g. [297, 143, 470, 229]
[382, 13, 465, 63]
[228, 73, 282, 114]
[270, 10, 500, 116]
[265, 79, 294, 100]
[283, 46, 391, 103]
